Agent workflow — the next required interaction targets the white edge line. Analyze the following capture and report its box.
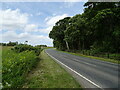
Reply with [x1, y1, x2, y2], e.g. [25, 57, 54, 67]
[45, 50, 102, 89]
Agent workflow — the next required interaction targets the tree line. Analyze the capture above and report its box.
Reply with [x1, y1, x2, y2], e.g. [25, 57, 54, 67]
[0, 41, 18, 46]
[0, 41, 47, 47]
[49, 2, 120, 56]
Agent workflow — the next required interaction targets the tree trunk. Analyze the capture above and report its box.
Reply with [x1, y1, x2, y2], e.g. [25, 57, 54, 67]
[82, 39, 84, 50]
[78, 39, 81, 50]
[65, 41, 70, 51]
[107, 52, 109, 58]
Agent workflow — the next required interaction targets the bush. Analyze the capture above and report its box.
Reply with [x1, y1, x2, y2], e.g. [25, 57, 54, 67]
[2, 49, 39, 88]
[12, 44, 41, 56]
[7, 41, 18, 46]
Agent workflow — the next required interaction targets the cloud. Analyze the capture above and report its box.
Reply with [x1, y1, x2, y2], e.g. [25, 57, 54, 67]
[1, 31, 53, 46]
[0, 9, 28, 31]
[45, 14, 69, 26]
[1, 0, 87, 2]
[23, 14, 69, 34]
[0, 9, 69, 46]
[63, 0, 86, 2]
[0, 9, 69, 34]
[36, 14, 69, 34]
[37, 14, 69, 34]
[38, 26, 53, 34]
[24, 24, 52, 34]
[60, 0, 87, 8]
[0, 8, 53, 46]
[25, 24, 38, 32]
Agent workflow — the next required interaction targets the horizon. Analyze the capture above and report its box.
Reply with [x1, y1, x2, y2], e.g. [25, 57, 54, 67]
[0, 2, 85, 46]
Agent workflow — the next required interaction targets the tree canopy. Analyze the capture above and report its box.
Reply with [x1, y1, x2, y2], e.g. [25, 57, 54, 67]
[49, 2, 120, 54]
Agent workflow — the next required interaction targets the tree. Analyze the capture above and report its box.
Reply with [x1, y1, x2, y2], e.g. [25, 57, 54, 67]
[49, 17, 70, 50]
[49, 2, 120, 55]
[7, 41, 18, 46]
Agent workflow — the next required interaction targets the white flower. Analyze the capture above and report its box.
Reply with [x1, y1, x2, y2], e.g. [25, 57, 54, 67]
[0, 83, 3, 89]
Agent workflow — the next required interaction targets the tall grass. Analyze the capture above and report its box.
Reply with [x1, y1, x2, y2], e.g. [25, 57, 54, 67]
[2, 47, 40, 88]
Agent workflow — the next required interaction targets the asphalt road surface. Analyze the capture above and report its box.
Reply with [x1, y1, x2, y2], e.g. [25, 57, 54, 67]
[45, 49, 119, 89]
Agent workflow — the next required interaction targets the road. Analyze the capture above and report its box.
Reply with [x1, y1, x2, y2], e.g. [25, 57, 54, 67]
[45, 49, 119, 89]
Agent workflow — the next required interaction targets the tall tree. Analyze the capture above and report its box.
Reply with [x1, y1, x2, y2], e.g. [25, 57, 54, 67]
[49, 17, 70, 50]
[49, 2, 120, 55]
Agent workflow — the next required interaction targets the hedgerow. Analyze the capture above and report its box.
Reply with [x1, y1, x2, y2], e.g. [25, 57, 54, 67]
[2, 45, 41, 88]
[12, 44, 41, 56]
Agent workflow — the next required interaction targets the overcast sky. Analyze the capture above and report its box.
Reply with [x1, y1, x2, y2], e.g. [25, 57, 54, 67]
[0, 1, 85, 46]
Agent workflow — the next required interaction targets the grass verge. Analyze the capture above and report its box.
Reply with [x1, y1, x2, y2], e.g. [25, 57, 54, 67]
[56, 49, 120, 64]
[24, 50, 81, 88]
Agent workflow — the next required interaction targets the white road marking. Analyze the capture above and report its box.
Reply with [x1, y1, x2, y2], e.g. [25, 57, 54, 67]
[45, 50, 103, 89]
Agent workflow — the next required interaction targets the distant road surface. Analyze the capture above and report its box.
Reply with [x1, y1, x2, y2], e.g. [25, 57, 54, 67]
[45, 49, 119, 89]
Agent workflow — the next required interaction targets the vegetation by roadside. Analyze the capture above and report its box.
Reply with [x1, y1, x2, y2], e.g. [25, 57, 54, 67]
[2, 45, 41, 88]
[23, 50, 81, 88]
[56, 49, 120, 64]
[42, 47, 54, 49]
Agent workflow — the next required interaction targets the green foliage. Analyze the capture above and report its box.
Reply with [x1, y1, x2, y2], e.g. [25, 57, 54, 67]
[0, 43, 7, 46]
[7, 41, 18, 46]
[49, 2, 120, 59]
[12, 44, 41, 56]
[36, 45, 47, 48]
[2, 49, 39, 88]
[0, 41, 18, 46]
[49, 17, 71, 50]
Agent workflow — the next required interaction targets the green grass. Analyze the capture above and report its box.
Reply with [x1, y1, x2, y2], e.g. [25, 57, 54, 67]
[56, 49, 120, 64]
[101, 53, 120, 60]
[24, 50, 81, 88]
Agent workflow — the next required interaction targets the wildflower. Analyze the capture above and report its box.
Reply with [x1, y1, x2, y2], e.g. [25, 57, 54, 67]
[5, 82, 11, 87]
[8, 69, 11, 72]
[0, 83, 3, 89]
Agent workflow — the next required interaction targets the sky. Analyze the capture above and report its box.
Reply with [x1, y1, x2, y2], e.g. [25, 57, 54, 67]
[0, 1, 86, 46]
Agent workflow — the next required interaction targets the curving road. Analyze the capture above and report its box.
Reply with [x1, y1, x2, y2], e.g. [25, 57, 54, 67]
[45, 49, 119, 89]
